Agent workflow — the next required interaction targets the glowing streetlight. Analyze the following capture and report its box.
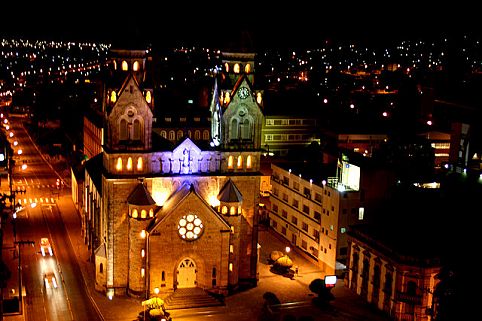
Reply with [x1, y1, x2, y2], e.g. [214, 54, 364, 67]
[285, 246, 291, 254]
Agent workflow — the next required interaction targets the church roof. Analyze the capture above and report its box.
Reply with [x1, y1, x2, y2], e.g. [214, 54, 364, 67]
[94, 242, 106, 258]
[127, 183, 157, 206]
[84, 153, 103, 194]
[148, 183, 231, 232]
[217, 179, 243, 203]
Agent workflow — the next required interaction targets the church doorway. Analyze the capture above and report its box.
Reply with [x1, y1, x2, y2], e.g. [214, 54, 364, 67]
[177, 258, 197, 288]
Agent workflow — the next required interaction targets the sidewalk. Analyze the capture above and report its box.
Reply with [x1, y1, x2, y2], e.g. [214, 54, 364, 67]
[58, 196, 140, 321]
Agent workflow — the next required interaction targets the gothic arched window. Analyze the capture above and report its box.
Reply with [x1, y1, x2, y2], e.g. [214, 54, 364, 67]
[169, 131, 175, 140]
[120, 119, 128, 140]
[230, 118, 239, 140]
[122, 60, 128, 71]
[241, 119, 251, 140]
[133, 61, 139, 71]
[133, 119, 141, 140]
[194, 130, 200, 140]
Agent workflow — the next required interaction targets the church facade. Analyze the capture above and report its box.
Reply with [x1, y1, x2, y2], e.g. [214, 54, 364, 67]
[84, 50, 264, 298]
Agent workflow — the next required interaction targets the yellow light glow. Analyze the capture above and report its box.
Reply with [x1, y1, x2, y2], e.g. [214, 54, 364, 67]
[140, 230, 146, 238]
[154, 287, 160, 295]
[141, 210, 147, 218]
[113, 60, 117, 70]
[224, 92, 230, 104]
[127, 157, 133, 171]
[132, 209, 138, 218]
[230, 206, 236, 215]
[152, 189, 169, 206]
[133, 61, 139, 71]
[224, 63, 229, 72]
[245, 63, 251, 73]
[222, 206, 228, 214]
[149, 209, 154, 218]
[209, 195, 220, 207]
[122, 60, 128, 71]
[110, 91, 117, 103]
[230, 245, 233, 253]
[145, 91, 152, 104]
[229, 263, 233, 271]
[237, 156, 243, 169]
[137, 157, 143, 171]
[228, 156, 234, 169]
[141, 249, 145, 257]
[246, 155, 252, 169]
[234, 64, 240, 74]
[256, 92, 262, 104]
[116, 157, 122, 171]
[141, 268, 145, 278]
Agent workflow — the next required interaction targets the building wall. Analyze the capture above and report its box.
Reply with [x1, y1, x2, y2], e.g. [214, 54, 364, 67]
[83, 116, 103, 159]
[269, 164, 360, 275]
[347, 236, 440, 321]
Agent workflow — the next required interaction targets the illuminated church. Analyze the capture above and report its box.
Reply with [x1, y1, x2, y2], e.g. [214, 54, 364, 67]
[83, 48, 264, 298]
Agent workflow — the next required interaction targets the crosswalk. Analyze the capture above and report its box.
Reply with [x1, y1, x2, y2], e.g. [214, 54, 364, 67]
[11, 184, 61, 206]
[17, 197, 58, 205]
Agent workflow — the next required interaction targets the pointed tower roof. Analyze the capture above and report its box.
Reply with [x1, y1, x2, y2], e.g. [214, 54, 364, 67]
[127, 183, 156, 206]
[217, 179, 243, 203]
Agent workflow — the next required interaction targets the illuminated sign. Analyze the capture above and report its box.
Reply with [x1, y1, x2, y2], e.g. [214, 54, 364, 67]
[324, 275, 337, 288]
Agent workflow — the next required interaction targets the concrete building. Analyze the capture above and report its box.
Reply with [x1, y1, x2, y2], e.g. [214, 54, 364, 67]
[268, 158, 362, 275]
[346, 222, 441, 321]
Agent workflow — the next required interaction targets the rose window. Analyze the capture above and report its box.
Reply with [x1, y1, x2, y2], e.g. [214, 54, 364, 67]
[178, 214, 203, 240]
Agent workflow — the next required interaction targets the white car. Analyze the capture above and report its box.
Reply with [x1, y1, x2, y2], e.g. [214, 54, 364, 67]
[44, 272, 58, 289]
[40, 238, 53, 256]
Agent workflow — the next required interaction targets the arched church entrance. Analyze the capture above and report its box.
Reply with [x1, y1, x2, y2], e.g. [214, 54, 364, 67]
[177, 258, 197, 288]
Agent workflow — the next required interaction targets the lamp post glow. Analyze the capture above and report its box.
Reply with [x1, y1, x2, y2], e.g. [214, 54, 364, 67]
[285, 246, 291, 254]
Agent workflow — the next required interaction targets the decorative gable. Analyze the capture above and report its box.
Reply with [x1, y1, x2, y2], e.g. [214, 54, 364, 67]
[171, 138, 203, 174]
[106, 74, 153, 151]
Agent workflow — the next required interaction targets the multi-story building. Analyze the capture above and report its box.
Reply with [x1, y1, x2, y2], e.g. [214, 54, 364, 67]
[269, 159, 362, 275]
[83, 48, 264, 299]
[346, 223, 441, 321]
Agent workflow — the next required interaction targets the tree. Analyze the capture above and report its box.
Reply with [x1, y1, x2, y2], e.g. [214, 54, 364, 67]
[309, 279, 334, 306]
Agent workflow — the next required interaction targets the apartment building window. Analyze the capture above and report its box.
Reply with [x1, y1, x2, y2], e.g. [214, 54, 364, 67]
[282, 193, 288, 202]
[302, 222, 308, 232]
[314, 211, 321, 222]
[281, 227, 287, 235]
[313, 230, 320, 242]
[292, 199, 299, 209]
[301, 240, 308, 250]
[283, 176, 289, 185]
[291, 216, 298, 225]
[314, 193, 322, 203]
[272, 220, 277, 228]
[272, 204, 278, 213]
[281, 209, 288, 219]
[273, 187, 279, 197]
[303, 187, 311, 198]
[302, 205, 310, 215]
[293, 181, 299, 191]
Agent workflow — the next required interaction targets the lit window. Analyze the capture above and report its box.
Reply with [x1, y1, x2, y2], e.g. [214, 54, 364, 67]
[122, 60, 128, 71]
[132, 209, 138, 218]
[145, 91, 152, 104]
[230, 226, 235, 233]
[228, 156, 234, 169]
[116, 157, 122, 171]
[222, 206, 228, 214]
[238, 206, 242, 214]
[149, 209, 154, 218]
[234, 64, 240, 74]
[140, 230, 146, 238]
[110, 91, 117, 103]
[224, 92, 230, 104]
[256, 92, 262, 104]
[246, 155, 252, 169]
[230, 245, 234, 253]
[141, 268, 145, 278]
[113, 60, 117, 70]
[127, 157, 133, 171]
[341, 227, 346, 233]
[245, 63, 251, 73]
[229, 263, 233, 271]
[137, 157, 143, 171]
[237, 155, 243, 169]
[178, 214, 203, 240]
[141, 210, 147, 219]
[133, 61, 139, 71]
[141, 249, 145, 258]
[230, 206, 236, 215]
[225, 63, 229, 72]
[359, 207, 364, 220]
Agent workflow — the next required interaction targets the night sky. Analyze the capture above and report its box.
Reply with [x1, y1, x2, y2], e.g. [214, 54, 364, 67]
[2, 2, 480, 49]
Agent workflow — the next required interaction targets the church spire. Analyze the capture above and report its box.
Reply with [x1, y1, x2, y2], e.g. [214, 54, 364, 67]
[210, 75, 222, 147]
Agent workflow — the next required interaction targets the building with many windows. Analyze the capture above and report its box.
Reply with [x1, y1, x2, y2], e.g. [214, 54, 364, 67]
[269, 159, 362, 275]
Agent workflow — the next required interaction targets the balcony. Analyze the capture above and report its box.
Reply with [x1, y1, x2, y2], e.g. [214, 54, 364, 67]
[396, 291, 422, 305]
